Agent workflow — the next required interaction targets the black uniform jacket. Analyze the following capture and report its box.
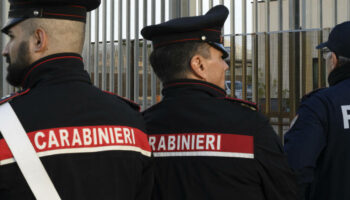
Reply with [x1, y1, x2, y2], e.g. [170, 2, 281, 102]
[143, 79, 297, 200]
[0, 53, 153, 200]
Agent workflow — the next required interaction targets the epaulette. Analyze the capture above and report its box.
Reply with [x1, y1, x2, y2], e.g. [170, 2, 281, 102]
[0, 89, 30, 105]
[103, 90, 141, 112]
[301, 88, 326, 102]
[218, 97, 258, 111]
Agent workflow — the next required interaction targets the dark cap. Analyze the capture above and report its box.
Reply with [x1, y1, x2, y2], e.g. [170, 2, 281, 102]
[1, 0, 101, 34]
[316, 21, 350, 59]
[141, 5, 229, 58]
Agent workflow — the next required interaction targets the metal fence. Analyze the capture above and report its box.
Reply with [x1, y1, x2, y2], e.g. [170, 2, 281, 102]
[1, 0, 350, 142]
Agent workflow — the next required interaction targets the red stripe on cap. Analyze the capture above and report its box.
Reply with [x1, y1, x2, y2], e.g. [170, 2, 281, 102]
[21, 56, 83, 87]
[43, 12, 85, 19]
[70, 5, 86, 9]
[149, 133, 253, 154]
[203, 28, 221, 33]
[0, 125, 151, 165]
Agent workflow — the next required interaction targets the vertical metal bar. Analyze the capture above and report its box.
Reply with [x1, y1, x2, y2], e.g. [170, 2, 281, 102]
[102, 0, 107, 90]
[142, 0, 148, 109]
[110, 0, 115, 92]
[334, 0, 337, 26]
[126, 0, 131, 98]
[318, 0, 325, 88]
[277, 0, 283, 140]
[301, 31, 306, 96]
[180, 0, 189, 17]
[265, 0, 270, 114]
[209, 0, 213, 8]
[288, 0, 298, 119]
[301, 0, 306, 96]
[242, 0, 247, 100]
[159, 0, 165, 98]
[94, 7, 99, 87]
[253, 0, 258, 103]
[230, 0, 236, 98]
[118, 0, 123, 95]
[134, 0, 140, 103]
[348, 0, 350, 20]
[198, 0, 203, 15]
[151, 0, 156, 105]
[1, 1, 9, 96]
[301, 0, 306, 29]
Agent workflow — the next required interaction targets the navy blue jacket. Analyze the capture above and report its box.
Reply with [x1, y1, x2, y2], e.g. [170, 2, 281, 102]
[284, 64, 350, 200]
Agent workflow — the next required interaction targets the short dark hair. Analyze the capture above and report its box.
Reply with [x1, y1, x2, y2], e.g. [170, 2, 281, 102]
[149, 42, 211, 83]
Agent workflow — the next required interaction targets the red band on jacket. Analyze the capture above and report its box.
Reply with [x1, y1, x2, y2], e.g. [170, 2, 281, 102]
[0, 125, 151, 166]
[148, 133, 254, 159]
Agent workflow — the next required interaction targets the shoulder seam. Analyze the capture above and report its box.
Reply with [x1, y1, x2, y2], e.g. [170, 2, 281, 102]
[217, 97, 258, 111]
[0, 89, 31, 105]
[103, 90, 141, 111]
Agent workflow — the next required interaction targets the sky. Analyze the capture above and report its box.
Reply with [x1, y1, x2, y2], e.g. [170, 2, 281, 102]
[90, 0, 253, 42]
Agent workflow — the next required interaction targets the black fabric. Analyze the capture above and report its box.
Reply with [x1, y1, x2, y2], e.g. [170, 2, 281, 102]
[0, 53, 153, 200]
[141, 5, 228, 58]
[143, 79, 298, 200]
[328, 63, 350, 86]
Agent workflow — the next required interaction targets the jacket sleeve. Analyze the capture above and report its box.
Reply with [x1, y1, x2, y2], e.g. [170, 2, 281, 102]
[254, 113, 298, 200]
[284, 96, 328, 200]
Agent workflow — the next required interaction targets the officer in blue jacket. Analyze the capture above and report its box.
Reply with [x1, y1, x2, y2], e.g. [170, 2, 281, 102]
[284, 21, 350, 200]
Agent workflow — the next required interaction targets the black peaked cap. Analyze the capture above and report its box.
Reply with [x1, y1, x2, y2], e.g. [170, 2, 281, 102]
[316, 21, 350, 59]
[2, 0, 101, 33]
[141, 5, 229, 58]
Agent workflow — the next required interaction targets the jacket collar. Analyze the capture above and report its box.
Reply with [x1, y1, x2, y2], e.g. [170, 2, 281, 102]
[162, 79, 227, 98]
[328, 63, 350, 86]
[21, 53, 91, 89]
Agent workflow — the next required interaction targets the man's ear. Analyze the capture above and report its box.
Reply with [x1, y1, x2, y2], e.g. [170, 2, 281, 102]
[331, 52, 338, 69]
[190, 54, 207, 80]
[32, 28, 48, 53]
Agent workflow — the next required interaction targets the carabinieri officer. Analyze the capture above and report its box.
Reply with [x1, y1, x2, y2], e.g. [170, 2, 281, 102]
[0, 0, 153, 199]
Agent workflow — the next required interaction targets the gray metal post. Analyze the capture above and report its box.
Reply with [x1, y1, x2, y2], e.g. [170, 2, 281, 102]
[126, 0, 131, 98]
[198, 0, 203, 15]
[181, 0, 190, 17]
[110, 0, 115, 92]
[94, 7, 100, 87]
[102, 0, 107, 90]
[1, 1, 9, 96]
[118, 0, 123, 95]
[334, 0, 337, 25]
[348, 0, 350, 20]
[134, 0, 140, 103]
[301, 0, 306, 29]
[169, 0, 181, 19]
[142, 0, 148, 109]
[151, 0, 156, 104]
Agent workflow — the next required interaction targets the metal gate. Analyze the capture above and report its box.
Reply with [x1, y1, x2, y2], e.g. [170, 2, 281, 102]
[1, 0, 350, 141]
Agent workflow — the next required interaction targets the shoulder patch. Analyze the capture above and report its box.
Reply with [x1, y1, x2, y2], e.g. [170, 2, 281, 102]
[0, 89, 30, 105]
[103, 90, 141, 111]
[301, 88, 326, 102]
[219, 97, 258, 111]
